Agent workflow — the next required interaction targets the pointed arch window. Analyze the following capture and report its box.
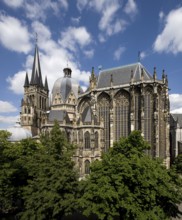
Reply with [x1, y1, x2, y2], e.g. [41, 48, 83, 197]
[144, 88, 154, 150]
[98, 93, 110, 151]
[94, 131, 99, 148]
[114, 90, 130, 141]
[158, 88, 166, 159]
[84, 131, 90, 149]
[134, 90, 141, 130]
[85, 160, 90, 174]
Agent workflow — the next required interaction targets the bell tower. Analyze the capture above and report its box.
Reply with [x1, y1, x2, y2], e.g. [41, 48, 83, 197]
[20, 43, 49, 136]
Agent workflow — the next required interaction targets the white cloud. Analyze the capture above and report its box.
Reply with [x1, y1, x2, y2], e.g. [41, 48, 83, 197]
[0, 115, 20, 129]
[0, 14, 31, 53]
[59, 26, 92, 52]
[7, 71, 27, 94]
[3, 0, 24, 8]
[159, 11, 165, 21]
[71, 16, 81, 25]
[77, 0, 127, 37]
[124, 0, 138, 16]
[114, 46, 125, 60]
[0, 101, 18, 113]
[83, 49, 94, 58]
[7, 22, 91, 95]
[98, 34, 106, 43]
[140, 51, 147, 60]
[24, 0, 68, 20]
[154, 7, 182, 54]
[77, 0, 88, 11]
[32, 21, 51, 41]
[170, 94, 182, 113]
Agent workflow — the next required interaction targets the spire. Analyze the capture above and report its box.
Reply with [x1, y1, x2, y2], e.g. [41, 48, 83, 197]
[89, 66, 97, 90]
[153, 67, 157, 81]
[30, 44, 43, 87]
[44, 76, 49, 91]
[24, 72, 29, 87]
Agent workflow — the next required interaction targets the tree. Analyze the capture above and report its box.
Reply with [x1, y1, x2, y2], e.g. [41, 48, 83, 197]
[0, 130, 40, 218]
[79, 131, 182, 220]
[172, 154, 182, 174]
[21, 120, 79, 219]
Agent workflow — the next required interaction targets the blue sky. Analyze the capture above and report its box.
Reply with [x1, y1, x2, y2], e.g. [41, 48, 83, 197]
[0, 0, 182, 129]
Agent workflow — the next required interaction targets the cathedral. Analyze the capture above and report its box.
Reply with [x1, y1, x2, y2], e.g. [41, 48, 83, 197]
[20, 44, 170, 177]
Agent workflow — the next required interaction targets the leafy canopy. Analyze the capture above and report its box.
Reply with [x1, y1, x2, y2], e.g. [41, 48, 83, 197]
[80, 131, 182, 220]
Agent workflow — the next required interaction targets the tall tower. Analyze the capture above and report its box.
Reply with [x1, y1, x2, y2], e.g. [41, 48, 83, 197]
[20, 44, 49, 136]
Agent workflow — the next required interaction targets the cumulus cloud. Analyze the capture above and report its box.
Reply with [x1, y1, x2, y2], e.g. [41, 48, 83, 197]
[170, 94, 182, 113]
[6, 21, 91, 95]
[71, 16, 81, 25]
[0, 115, 20, 129]
[154, 7, 182, 54]
[59, 26, 92, 52]
[77, 0, 88, 11]
[3, 0, 68, 20]
[24, 0, 68, 20]
[124, 0, 138, 16]
[114, 46, 125, 60]
[83, 49, 94, 58]
[7, 71, 27, 94]
[0, 101, 18, 113]
[77, 0, 127, 38]
[0, 14, 31, 53]
[2, 0, 24, 8]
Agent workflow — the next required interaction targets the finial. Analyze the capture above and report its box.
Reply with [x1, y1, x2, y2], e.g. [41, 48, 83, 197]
[130, 70, 134, 83]
[138, 51, 141, 62]
[141, 68, 144, 81]
[35, 32, 38, 45]
[110, 74, 113, 88]
[92, 66, 94, 73]
[66, 59, 69, 68]
[153, 67, 157, 81]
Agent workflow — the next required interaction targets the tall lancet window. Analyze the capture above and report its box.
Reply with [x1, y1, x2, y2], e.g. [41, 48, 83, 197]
[158, 88, 166, 159]
[94, 131, 99, 148]
[85, 160, 90, 174]
[98, 93, 110, 151]
[134, 89, 141, 130]
[114, 90, 130, 141]
[144, 87, 154, 150]
[84, 131, 90, 149]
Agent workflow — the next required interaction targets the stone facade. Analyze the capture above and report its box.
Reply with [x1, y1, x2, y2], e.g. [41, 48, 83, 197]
[20, 45, 171, 177]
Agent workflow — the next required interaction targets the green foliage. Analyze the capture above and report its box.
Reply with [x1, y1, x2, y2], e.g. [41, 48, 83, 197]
[172, 154, 182, 174]
[79, 131, 182, 220]
[21, 120, 79, 219]
[0, 121, 79, 219]
[0, 129, 40, 217]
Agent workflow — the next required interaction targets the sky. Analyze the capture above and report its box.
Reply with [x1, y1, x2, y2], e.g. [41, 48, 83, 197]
[1, 0, 182, 129]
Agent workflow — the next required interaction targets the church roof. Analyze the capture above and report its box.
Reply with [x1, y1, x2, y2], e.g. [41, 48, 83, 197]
[171, 114, 182, 127]
[30, 44, 43, 87]
[97, 62, 153, 89]
[48, 110, 70, 123]
[52, 68, 79, 103]
[24, 72, 29, 87]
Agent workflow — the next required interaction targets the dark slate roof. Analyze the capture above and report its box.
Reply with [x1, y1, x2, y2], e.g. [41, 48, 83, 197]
[44, 76, 49, 91]
[52, 75, 79, 103]
[24, 72, 29, 87]
[30, 44, 43, 87]
[171, 114, 182, 127]
[82, 106, 92, 123]
[48, 110, 70, 123]
[97, 62, 153, 89]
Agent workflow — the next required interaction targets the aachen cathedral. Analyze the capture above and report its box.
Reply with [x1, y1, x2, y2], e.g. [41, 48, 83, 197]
[20, 44, 170, 177]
